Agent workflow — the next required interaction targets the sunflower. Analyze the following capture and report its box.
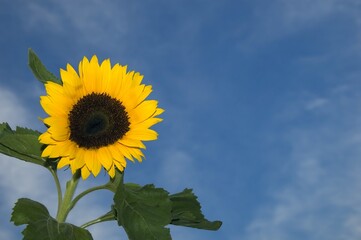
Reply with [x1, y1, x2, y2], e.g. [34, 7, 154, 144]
[39, 56, 163, 179]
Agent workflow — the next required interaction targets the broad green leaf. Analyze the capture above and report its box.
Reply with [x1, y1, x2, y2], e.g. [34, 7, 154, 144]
[170, 189, 222, 230]
[15, 126, 40, 135]
[114, 183, 172, 240]
[0, 122, 46, 167]
[28, 48, 62, 85]
[11, 198, 49, 225]
[11, 198, 93, 240]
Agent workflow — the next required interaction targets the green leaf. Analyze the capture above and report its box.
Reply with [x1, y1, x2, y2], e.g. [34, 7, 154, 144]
[170, 189, 222, 230]
[28, 48, 62, 85]
[0, 122, 46, 167]
[11, 198, 50, 225]
[11, 198, 93, 240]
[114, 183, 172, 240]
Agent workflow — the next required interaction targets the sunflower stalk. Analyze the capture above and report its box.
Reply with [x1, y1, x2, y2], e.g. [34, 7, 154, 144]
[49, 167, 63, 218]
[56, 170, 81, 223]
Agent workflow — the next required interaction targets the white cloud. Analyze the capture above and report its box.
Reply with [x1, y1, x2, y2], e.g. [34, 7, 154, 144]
[305, 98, 328, 111]
[238, 0, 361, 52]
[0, 87, 28, 128]
[0, 228, 16, 240]
[157, 149, 198, 192]
[25, 2, 65, 33]
[19, 0, 129, 48]
[242, 84, 361, 240]
[0, 156, 56, 208]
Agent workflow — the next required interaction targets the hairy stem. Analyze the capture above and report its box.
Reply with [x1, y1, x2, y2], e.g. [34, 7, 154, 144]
[69, 183, 112, 212]
[56, 171, 81, 222]
[49, 168, 62, 219]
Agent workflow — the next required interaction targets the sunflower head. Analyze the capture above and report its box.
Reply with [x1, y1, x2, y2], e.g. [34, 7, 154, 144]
[39, 56, 163, 179]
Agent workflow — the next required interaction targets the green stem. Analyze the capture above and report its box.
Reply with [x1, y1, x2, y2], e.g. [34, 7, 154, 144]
[80, 211, 116, 229]
[56, 171, 81, 222]
[69, 183, 112, 212]
[49, 168, 62, 218]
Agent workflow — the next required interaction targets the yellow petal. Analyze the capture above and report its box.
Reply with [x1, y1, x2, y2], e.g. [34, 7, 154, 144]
[127, 147, 144, 162]
[136, 85, 153, 106]
[58, 157, 70, 169]
[130, 117, 162, 130]
[84, 149, 95, 170]
[81, 165, 91, 180]
[78, 56, 90, 80]
[60, 65, 81, 88]
[118, 144, 134, 162]
[39, 132, 56, 144]
[41, 145, 54, 157]
[118, 71, 134, 99]
[153, 108, 165, 117]
[108, 144, 127, 163]
[40, 96, 68, 117]
[97, 147, 112, 170]
[61, 68, 83, 99]
[50, 140, 77, 158]
[48, 125, 69, 141]
[73, 148, 86, 170]
[44, 82, 74, 109]
[100, 59, 112, 92]
[128, 100, 158, 124]
[119, 138, 145, 149]
[90, 56, 103, 93]
[69, 159, 78, 174]
[107, 64, 122, 97]
[82, 56, 101, 94]
[44, 116, 69, 131]
[107, 163, 116, 178]
[131, 72, 144, 87]
[127, 129, 158, 141]
[113, 159, 125, 171]
[92, 152, 102, 177]
[121, 84, 145, 110]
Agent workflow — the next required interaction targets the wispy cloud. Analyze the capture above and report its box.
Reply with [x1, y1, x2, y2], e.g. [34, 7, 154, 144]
[0, 87, 28, 128]
[238, 0, 361, 52]
[156, 149, 198, 192]
[14, 0, 131, 58]
[241, 83, 361, 240]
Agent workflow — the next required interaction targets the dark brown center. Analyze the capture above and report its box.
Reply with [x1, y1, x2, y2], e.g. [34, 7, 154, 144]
[68, 93, 130, 149]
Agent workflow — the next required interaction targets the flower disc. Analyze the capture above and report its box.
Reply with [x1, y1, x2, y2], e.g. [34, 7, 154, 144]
[39, 56, 163, 179]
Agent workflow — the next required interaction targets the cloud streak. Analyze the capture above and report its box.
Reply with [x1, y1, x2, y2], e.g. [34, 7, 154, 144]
[242, 83, 361, 240]
[238, 0, 361, 52]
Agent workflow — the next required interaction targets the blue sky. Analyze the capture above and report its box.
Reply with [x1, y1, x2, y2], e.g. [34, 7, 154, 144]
[1, 0, 361, 239]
